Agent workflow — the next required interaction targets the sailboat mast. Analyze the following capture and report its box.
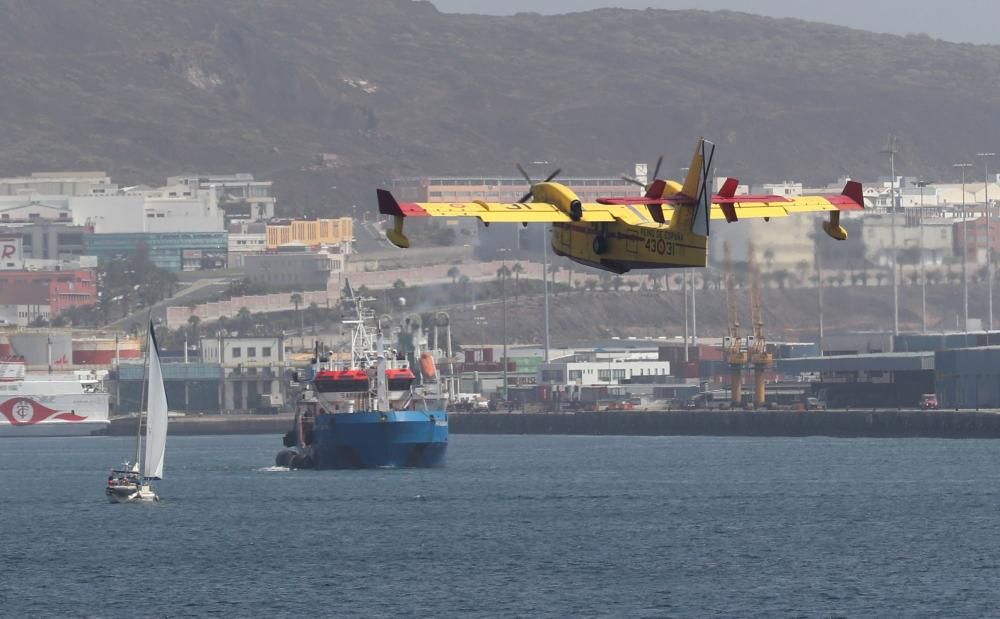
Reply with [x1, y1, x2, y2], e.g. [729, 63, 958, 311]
[134, 322, 153, 475]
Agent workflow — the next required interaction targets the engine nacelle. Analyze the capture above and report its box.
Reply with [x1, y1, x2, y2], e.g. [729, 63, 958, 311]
[530, 182, 584, 221]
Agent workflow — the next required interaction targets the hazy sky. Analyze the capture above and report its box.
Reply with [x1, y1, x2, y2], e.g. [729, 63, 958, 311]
[430, 1, 999, 44]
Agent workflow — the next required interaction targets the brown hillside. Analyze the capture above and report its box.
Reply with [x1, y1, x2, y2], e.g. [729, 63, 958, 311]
[2, 1, 999, 214]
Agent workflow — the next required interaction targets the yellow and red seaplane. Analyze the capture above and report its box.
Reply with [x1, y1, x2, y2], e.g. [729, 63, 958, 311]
[377, 138, 863, 274]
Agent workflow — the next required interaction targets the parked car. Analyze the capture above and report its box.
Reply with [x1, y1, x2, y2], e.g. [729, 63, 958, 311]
[919, 393, 939, 410]
[805, 397, 826, 411]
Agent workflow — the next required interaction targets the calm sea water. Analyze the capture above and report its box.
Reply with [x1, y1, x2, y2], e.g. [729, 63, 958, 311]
[2, 434, 1000, 618]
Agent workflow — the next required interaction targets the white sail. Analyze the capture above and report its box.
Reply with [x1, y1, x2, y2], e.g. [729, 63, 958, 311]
[143, 325, 168, 480]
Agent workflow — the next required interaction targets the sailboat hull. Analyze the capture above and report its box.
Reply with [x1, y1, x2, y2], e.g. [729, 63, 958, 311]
[106, 484, 158, 503]
[312, 410, 448, 469]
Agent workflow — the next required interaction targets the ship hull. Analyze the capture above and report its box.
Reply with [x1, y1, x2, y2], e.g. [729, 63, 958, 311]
[313, 410, 448, 469]
[0, 420, 109, 437]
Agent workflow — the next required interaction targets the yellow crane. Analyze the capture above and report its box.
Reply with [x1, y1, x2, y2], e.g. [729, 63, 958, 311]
[747, 241, 773, 408]
[722, 242, 746, 407]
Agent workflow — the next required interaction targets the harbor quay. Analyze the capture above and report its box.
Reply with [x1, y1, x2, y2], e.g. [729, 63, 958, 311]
[99, 409, 1000, 440]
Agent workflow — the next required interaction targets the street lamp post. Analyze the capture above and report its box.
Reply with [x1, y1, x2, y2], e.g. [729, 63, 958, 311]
[917, 180, 932, 333]
[883, 135, 900, 336]
[955, 163, 973, 332]
[680, 166, 690, 363]
[978, 153, 996, 331]
[499, 248, 510, 401]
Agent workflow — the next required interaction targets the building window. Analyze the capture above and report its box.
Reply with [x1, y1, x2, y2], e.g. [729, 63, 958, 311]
[262, 347, 272, 358]
[247, 347, 257, 357]
[231, 347, 242, 358]
[568, 370, 583, 381]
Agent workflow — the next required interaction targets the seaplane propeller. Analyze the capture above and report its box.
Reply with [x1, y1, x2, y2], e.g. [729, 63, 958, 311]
[515, 162, 561, 203]
[622, 155, 663, 190]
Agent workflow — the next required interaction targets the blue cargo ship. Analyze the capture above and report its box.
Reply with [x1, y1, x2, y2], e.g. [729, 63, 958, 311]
[276, 286, 448, 469]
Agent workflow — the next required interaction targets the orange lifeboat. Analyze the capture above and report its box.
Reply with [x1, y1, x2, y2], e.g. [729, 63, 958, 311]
[419, 352, 437, 380]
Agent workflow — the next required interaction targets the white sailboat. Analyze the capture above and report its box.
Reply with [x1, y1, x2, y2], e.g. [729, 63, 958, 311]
[105, 321, 168, 503]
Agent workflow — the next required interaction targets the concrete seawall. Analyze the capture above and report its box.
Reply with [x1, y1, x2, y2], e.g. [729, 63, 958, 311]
[100, 410, 1000, 439]
[450, 410, 1000, 439]
[101, 414, 295, 436]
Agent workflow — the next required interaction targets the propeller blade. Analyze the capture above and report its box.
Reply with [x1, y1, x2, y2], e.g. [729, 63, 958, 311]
[515, 162, 533, 184]
[543, 168, 562, 183]
[518, 191, 533, 203]
[621, 175, 646, 188]
[651, 155, 663, 180]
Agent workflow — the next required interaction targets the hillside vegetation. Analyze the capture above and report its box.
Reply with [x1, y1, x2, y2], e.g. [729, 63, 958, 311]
[2, 0, 1000, 215]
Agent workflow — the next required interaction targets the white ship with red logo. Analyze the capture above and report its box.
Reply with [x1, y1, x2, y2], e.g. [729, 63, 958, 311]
[0, 357, 110, 436]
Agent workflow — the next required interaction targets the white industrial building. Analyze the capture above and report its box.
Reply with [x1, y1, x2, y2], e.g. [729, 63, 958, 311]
[168, 173, 276, 222]
[201, 335, 286, 412]
[0, 171, 117, 197]
[227, 222, 268, 268]
[0, 179, 224, 234]
[537, 354, 672, 387]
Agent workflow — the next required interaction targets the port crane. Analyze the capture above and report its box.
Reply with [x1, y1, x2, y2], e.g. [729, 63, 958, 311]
[747, 242, 773, 408]
[722, 242, 746, 407]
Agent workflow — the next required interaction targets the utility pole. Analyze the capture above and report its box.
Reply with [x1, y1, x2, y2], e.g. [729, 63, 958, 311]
[917, 180, 932, 333]
[683, 269, 689, 362]
[955, 163, 973, 332]
[978, 152, 995, 331]
[816, 238, 824, 353]
[542, 225, 551, 362]
[691, 270, 698, 348]
[883, 135, 900, 336]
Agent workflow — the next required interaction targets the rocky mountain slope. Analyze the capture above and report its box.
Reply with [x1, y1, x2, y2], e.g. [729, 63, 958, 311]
[3, 0, 1000, 214]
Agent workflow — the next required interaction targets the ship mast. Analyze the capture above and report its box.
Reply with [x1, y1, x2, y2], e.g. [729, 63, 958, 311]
[374, 323, 390, 412]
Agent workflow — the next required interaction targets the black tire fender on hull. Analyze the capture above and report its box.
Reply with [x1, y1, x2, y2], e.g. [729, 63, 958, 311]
[275, 449, 313, 469]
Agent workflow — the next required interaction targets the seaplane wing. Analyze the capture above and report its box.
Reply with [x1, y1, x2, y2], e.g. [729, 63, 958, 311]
[691, 180, 863, 240]
[380, 199, 616, 223]
[377, 190, 634, 224]
[711, 182, 865, 221]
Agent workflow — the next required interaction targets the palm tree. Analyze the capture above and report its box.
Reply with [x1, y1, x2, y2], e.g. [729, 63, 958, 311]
[763, 248, 775, 272]
[308, 302, 320, 334]
[236, 307, 254, 336]
[290, 293, 303, 335]
[548, 263, 562, 294]
[511, 263, 525, 303]
[796, 260, 809, 287]
[457, 274, 471, 301]
[599, 273, 612, 291]
[187, 315, 201, 343]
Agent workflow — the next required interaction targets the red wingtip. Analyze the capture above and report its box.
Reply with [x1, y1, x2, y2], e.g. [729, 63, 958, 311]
[842, 181, 864, 208]
[377, 188, 404, 217]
